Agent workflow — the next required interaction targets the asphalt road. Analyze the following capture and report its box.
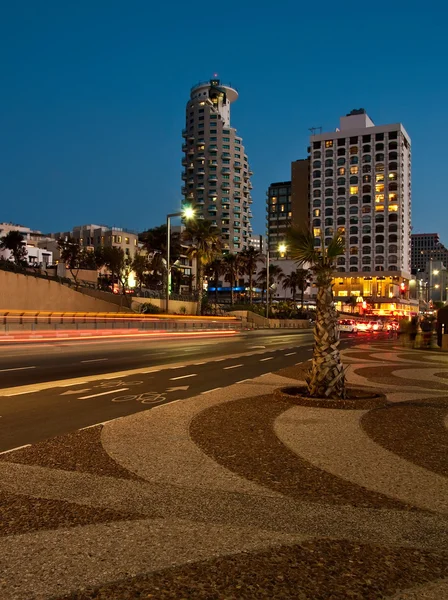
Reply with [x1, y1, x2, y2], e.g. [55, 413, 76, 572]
[0, 329, 314, 389]
[0, 329, 322, 451]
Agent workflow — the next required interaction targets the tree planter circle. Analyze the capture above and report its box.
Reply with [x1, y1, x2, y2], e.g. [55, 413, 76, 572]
[274, 385, 388, 410]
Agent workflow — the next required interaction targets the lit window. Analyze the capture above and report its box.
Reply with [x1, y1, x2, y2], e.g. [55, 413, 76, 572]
[375, 205, 385, 212]
[375, 194, 384, 203]
[375, 184, 385, 193]
[350, 166, 358, 175]
[313, 209, 321, 217]
[350, 186, 358, 195]
[388, 205, 398, 212]
[375, 174, 384, 183]
[338, 167, 345, 175]
[388, 172, 397, 180]
[125, 237, 130, 244]
[325, 140, 333, 148]
[389, 193, 398, 202]
[313, 228, 321, 237]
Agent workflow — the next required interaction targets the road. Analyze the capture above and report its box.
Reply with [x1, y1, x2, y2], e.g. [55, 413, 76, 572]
[0, 329, 363, 452]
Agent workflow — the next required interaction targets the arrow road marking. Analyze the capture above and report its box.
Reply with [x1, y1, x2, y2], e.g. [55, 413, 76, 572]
[166, 386, 190, 392]
[61, 388, 91, 396]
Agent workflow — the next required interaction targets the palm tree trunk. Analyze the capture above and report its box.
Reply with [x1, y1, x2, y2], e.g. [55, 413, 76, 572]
[214, 276, 218, 305]
[301, 287, 305, 309]
[197, 265, 203, 316]
[307, 284, 346, 399]
[230, 275, 234, 305]
[249, 273, 253, 304]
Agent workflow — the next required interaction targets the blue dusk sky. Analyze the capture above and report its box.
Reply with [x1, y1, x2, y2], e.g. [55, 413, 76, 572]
[1, 1, 447, 241]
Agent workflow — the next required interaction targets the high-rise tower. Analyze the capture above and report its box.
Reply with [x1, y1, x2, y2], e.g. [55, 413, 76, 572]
[181, 78, 253, 253]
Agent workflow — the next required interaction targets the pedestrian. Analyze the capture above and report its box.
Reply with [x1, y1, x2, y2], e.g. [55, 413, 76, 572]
[408, 316, 419, 349]
[420, 318, 433, 349]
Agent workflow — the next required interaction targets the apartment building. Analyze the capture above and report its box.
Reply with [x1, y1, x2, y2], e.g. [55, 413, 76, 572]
[181, 77, 253, 252]
[0, 222, 53, 266]
[49, 224, 139, 258]
[411, 233, 448, 274]
[309, 109, 416, 316]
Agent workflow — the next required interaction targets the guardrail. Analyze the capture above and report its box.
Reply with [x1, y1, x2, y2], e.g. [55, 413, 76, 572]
[0, 310, 241, 334]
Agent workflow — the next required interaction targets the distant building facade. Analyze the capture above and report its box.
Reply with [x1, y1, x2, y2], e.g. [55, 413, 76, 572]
[411, 233, 448, 274]
[49, 224, 139, 258]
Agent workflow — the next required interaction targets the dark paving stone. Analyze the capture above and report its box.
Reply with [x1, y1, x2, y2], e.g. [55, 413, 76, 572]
[0, 490, 143, 537]
[353, 366, 448, 390]
[190, 395, 416, 511]
[57, 539, 448, 600]
[361, 397, 448, 477]
[0, 426, 142, 481]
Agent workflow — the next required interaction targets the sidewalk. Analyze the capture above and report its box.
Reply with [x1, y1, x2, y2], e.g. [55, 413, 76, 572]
[0, 340, 447, 599]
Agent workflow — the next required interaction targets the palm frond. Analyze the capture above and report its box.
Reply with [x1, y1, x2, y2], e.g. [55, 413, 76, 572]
[286, 228, 320, 266]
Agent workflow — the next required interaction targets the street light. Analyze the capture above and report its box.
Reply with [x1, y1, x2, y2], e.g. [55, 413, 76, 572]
[266, 242, 288, 319]
[166, 206, 195, 313]
[278, 243, 287, 256]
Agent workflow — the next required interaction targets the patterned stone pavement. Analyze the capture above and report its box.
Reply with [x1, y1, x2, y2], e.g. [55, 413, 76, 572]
[0, 340, 447, 599]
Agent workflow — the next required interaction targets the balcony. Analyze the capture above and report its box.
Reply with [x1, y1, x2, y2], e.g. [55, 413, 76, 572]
[182, 129, 187, 138]
[181, 186, 187, 195]
[221, 182, 230, 189]
[182, 144, 188, 152]
[222, 152, 231, 158]
[181, 158, 188, 166]
[195, 154, 205, 160]
[181, 172, 187, 181]
[197, 184, 205, 190]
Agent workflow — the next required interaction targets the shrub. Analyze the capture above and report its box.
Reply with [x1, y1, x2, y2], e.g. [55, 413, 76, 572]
[138, 302, 162, 314]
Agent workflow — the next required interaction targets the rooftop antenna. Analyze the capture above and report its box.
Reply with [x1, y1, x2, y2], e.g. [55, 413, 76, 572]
[309, 126, 322, 135]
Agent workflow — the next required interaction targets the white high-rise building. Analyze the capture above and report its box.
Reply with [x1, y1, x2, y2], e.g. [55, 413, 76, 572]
[181, 78, 253, 253]
[310, 109, 411, 274]
[309, 110, 415, 316]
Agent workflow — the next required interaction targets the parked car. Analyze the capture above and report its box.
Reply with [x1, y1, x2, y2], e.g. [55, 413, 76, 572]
[338, 319, 358, 333]
[356, 321, 371, 332]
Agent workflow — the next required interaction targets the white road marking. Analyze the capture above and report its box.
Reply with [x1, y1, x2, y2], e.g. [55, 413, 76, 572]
[3, 389, 37, 397]
[194, 362, 206, 365]
[249, 345, 266, 349]
[0, 366, 36, 373]
[169, 365, 184, 369]
[201, 387, 222, 394]
[81, 358, 108, 363]
[0, 444, 31, 455]
[260, 357, 274, 362]
[236, 379, 251, 384]
[170, 373, 197, 381]
[214, 358, 225, 361]
[58, 381, 88, 387]
[61, 388, 91, 396]
[166, 385, 190, 392]
[141, 369, 160, 373]
[78, 388, 128, 400]
[223, 364, 243, 370]
[285, 352, 297, 356]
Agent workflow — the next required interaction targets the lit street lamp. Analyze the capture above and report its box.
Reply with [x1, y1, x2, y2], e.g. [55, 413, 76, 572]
[166, 206, 195, 313]
[266, 242, 287, 319]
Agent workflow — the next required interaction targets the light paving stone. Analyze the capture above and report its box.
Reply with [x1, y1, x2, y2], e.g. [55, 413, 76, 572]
[0, 518, 308, 600]
[274, 406, 448, 514]
[101, 375, 297, 496]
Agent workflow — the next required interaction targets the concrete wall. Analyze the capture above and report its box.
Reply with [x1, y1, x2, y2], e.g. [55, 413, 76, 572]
[230, 310, 311, 330]
[132, 297, 198, 315]
[0, 271, 130, 312]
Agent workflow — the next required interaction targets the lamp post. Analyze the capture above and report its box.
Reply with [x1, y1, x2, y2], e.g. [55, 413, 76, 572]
[166, 207, 195, 314]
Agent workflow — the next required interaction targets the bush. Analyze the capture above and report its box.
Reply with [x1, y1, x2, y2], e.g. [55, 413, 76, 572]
[138, 302, 162, 314]
[178, 305, 187, 315]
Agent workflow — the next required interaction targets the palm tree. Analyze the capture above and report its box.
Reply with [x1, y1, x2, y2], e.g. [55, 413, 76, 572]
[223, 253, 242, 306]
[287, 228, 345, 399]
[182, 220, 222, 315]
[1, 230, 28, 266]
[239, 247, 262, 304]
[296, 268, 313, 309]
[282, 271, 300, 301]
[205, 257, 225, 305]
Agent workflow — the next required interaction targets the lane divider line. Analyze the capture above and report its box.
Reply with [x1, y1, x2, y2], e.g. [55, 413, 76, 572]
[170, 373, 197, 381]
[284, 352, 297, 356]
[78, 388, 128, 400]
[80, 358, 108, 364]
[223, 364, 243, 370]
[260, 357, 274, 362]
[0, 366, 36, 373]
[201, 388, 222, 394]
